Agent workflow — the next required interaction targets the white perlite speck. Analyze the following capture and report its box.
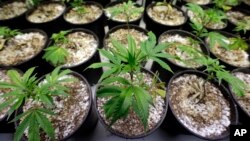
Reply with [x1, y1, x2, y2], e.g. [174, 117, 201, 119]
[27, 3, 65, 23]
[169, 74, 231, 138]
[58, 31, 98, 67]
[0, 1, 27, 20]
[65, 4, 102, 24]
[159, 34, 203, 68]
[232, 72, 250, 116]
[97, 72, 166, 137]
[23, 75, 90, 140]
[147, 5, 185, 26]
[0, 32, 46, 66]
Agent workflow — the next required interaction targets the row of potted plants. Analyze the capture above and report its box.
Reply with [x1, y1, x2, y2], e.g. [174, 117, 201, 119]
[0, 0, 249, 141]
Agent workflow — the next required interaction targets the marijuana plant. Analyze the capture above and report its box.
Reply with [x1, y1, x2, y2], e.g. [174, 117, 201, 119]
[0, 67, 76, 141]
[213, 0, 239, 11]
[69, 0, 86, 14]
[0, 26, 21, 50]
[43, 30, 70, 66]
[25, 0, 41, 8]
[105, 0, 144, 29]
[88, 32, 175, 129]
[234, 17, 250, 34]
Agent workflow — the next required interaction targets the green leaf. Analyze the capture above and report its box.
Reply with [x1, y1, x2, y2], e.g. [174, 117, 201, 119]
[87, 62, 115, 69]
[101, 76, 131, 85]
[28, 113, 40, 141]
[151, 57, 173, 73]
[133, 86, 152, 130]
[14, 113, 32, 141]
[43, 46, 69, 66]
[100, 67, 118, 81]
[97, 86, 122, 97]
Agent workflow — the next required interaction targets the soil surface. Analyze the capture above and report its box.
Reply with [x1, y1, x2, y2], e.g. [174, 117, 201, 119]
[0, 1, 27, 20]
[27, 3, 65, 23]
[206, 38, 250, 67]
[147, 5, 186, 26]
[105, 28, 148, 49]
[232, 72, 250, 116]
[23, 74, 90, 140]
[105, 3, 142, 22]
[0, 32, 46, 66]
[169, 74, 231, 138]
[56, 31, 98, 67]
[97, 72, 166, 137]
[64, 4, 102, 24]
[159, 33, 203, 68]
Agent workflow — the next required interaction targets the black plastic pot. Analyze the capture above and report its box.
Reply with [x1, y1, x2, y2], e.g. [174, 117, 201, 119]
[0, 28, 48, 74]
[63, 1, 105, 45]
[94, 68, 168, 139]
[104, 1, 144, 29]
[167, 70, 238, 140]
[158, 29, 210, 71]
[44, 28, 102, 85]
[25, 1, 66, 36]
[225, 8, 250, 39]
[229, 68, 250, 125]
[103, 24, 148, 49]
[0, 0, 29, 29]
[15, 70, 98, 141]
[204, 31, 250, 71]
[0, 67, 23, 133]
[144, 3, 188, 38]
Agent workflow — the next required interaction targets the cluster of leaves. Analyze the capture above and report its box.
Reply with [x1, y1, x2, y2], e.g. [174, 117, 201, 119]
[234, 17, 250, 34]
[69, 0, 86, 14]
[105, 0, 144, 27]
[0, 26, 21, 50]
[186, 3, 227, 37]
[25, 0, 42, 8]
[0, 67, 76, 141]
[43, 30, 70, 66]
[88, 32, 174, 129]
[177, 46, 248, 97]
[207, 32, 249, 51]
[213, 0, 239, 11]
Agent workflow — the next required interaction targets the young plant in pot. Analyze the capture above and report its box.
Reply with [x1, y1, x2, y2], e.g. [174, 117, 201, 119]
[226, 9, 250, 38]
[88, 32, 175, 138]
[205, 31, 250, 69]
[0, 67, 95, 140]
[144, 0, 188, 37]
[157, 29, 209, 71]
[213, 0, 240, 11]
[25, 1, 66, 36]
[63, 0, 105, 41]
[167, 50, 245, 140]
[229, 68, 250, 124]
[185, 3, 228, 33]
[0, 26, 48, 72]
[0, 0, 29, 29]
[0, 68, 22, 133]
[42, 29, 101, 85]
[104, 0, 144, 29]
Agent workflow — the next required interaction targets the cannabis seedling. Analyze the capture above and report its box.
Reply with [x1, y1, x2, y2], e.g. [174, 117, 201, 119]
[234, 17, 250, 34]
[43, 30, 70, 66]
[25, 0, 41, 8]
[213, 0, 239, 11]
[0, 26, 21, 50]
[69, 0, 86, 14]
[88, 32, 174, 130]
[105, 0, 144, 29]
[0, 67, 76, 141]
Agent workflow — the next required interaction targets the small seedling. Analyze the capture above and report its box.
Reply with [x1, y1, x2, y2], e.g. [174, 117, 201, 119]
[0, 67, 76, 141]
[70, 0, 87, 14]
[88, 32, 176, 130]
[213, 0, 239, 11]
[43, 30, 70, 66]
[25, 0, 42, 8]
[0, 26, 21, 50]
[234, 17, 250, 34]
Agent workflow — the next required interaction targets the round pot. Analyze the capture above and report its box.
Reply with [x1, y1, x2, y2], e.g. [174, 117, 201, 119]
[15, 70, 98, 141]
[0, 67, 22, 133]
[63, 1, 105, 44]
[25, 1, 66, 36]
[158, 29, 210, 71]
[0, 28, 48, 73]
[225, 8, 250, 38]
[167, 70, 238, 140]
[0, 0, 29, 29]
[104, 1, 144, 29]
[229, 68, 250, 125]
[44, 28, 102, 85]
[204, 31, 250, 70]
[94, 68, 168, 139]
[144, 3, 188, 38]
